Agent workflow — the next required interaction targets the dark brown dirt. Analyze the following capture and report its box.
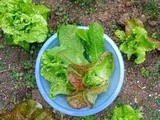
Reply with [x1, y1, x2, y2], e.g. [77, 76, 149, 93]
[0, 0, 160, 120]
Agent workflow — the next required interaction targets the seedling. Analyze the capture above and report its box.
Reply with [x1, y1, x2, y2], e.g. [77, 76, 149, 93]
[22, 61, 33, 70]
[140, 67, 150, 77]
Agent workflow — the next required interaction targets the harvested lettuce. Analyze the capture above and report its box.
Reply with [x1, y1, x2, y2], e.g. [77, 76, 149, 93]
[41, 23, 114, 109]
[0, 0, 50, 50]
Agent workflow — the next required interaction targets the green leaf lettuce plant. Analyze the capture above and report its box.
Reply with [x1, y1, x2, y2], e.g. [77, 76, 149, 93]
[111, 104, 143, 120]
[0, 0, 50, 50]
[115, 19, 157, 64]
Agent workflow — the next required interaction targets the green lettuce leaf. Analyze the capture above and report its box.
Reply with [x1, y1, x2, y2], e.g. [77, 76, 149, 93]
[57, 25, 88, 64]
[58, 25, 85, 53]
[83, 51, 114, 87]
[41, 49, 72, 98]
[115, 30, 126, 41]
[87, 23, 104, 62]
[0, 0, 32, 26]
[77, 29, 89, 42]
[77, 22, 104, 63]
[5, 34, 30, 51]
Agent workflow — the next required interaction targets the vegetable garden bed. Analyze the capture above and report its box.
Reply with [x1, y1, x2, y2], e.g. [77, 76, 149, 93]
[0, 0, 160, 120]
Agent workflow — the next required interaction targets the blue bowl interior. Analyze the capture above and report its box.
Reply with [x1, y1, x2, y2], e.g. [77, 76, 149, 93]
[35, 28, 124, 116]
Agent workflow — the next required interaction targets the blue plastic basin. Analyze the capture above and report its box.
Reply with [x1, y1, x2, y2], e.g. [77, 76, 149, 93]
[35, 26, 124, 116]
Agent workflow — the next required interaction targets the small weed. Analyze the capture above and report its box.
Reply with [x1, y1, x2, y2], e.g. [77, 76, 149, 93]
[22, 61, 33, 70]
[131, 0, 140, 6]
[9, 69, 23, 80]
[61, 13, 70, 25]
[0, 62, 5, 71]
[24, 73, 36, 88]
[143, 0, 160, 18]
[140, 67, 150, 77]
[24, 93, 32, 100]
[152, 110, 160, 120]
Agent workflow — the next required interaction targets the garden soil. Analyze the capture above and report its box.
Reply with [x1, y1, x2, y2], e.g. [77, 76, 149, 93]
[0, 0, 160, 120]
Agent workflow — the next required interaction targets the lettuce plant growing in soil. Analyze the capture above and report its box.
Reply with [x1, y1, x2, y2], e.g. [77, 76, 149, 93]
[0, 0, 50, 50]
[110, 104, 143, 120]
[41, 23, 114, 109]
[115, 19, 160, 64]
[0, 100, 54, 120]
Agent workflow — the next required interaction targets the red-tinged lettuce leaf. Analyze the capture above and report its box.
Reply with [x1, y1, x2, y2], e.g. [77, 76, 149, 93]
[70, 64, 91, 76]
[67, 83, 109, 109]
[68, 71, 84, 90]
[149, 37, 160, 51]
[68, 64, 91, 91]
[0, 100, 54, 120]
[125, 19, 144, 36]
[67, 91, 88, 109]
